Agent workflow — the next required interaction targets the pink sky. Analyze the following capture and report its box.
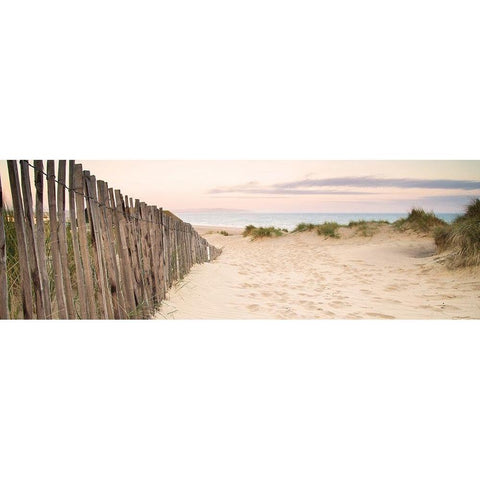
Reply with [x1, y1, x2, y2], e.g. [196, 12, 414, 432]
[1, 160, 479, 213]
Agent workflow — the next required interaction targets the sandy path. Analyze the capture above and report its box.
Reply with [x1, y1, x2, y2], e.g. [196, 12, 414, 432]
[155, 227, 480, 319]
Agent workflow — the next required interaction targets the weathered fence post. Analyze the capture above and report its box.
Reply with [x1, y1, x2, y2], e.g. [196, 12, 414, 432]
[34, 160, 52, 319]
[57, 160, 75, 319]
[73, 163, 97, 318]
[7, 161, 34, 319]
[19, 160, 45, 319]
[0, 173, 8, 319]
[113, 189, 136, 317]
[47, 160, 68, 318]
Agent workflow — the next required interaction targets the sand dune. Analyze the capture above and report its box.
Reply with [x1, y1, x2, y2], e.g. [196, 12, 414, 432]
[155, 226, 480, 319]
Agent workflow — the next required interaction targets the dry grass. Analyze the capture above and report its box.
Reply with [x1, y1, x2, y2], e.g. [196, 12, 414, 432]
[316, 222, 340, 238]
[434, 198, 480, 268]
[293, 223, 317, 233]
[393, 208, 447, 233]
[242, 225, 284, 240]
[293, 221, 340, 238]
[347, 220, 390, 237]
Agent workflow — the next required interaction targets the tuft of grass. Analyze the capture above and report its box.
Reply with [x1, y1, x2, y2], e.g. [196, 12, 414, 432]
[242, 224, 256, 237]
[348, 220, 390, 237]
[433, 225, 451, 252]
[456, 198, 480, 221]
[243, 225, 284, 240]
[316, 222, 340, 238]
[218, 230, 229, 236]
[293, 222, 316, 233]
[434, 198, 480, 268]
[393, 208, 447, 233]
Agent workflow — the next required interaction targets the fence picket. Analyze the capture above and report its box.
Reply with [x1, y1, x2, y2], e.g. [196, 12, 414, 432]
[19, 161, 44, 318]
[47, 160, 68, 318]
[0, 173, 8, 319]
[73, 163, 97, 318]
[57, 160, 75, 319]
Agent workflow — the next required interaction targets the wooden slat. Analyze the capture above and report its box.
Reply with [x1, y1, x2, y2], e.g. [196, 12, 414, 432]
[108, 187, 128, 316]
[68, 160, 87, 319]
[0, 173, 8, 319]
[47, 160, 67, 319]
[123, 195, 141, 310]
[7, 161, 34, 319]
[134, 199, 149, 310]
[97, 180, 123, 319]
[113, 189, 136, 317]
[86, 173, 113, 319]
[138, 201, 152, 308]
[128, 196, 146, 311]
[73, 163, 97, 318]
[34, 160, 52, 319]
[19, 161, 44, 319]
[82, 170, 103, 316]
[83, 170, 107, 319]
[56, 160, 75, 319]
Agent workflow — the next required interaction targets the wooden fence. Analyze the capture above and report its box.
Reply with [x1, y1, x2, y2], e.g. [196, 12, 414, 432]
[0, 160, 221, 319]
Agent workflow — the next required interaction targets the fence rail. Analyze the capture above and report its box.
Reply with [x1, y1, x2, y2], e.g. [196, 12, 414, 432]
[0, 160, 221, 319]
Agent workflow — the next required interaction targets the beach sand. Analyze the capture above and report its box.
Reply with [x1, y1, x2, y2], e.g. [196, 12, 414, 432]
[155, 225, 480, 319]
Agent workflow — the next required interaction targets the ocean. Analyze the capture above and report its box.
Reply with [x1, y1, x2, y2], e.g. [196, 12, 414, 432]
[178, 212, 460, 231]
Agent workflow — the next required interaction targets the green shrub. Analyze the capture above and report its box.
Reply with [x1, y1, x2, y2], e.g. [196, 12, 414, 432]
[316, 222, 340, 238]
[250, 226, 284, 239]
[242, 225, 256, 237]
[293, 222, 316, 233]
[218, 230, 229, 236]
[243, 225, 284, 240]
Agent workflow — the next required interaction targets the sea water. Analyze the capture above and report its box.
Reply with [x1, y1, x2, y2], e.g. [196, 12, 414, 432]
[178, 212, 460, 231]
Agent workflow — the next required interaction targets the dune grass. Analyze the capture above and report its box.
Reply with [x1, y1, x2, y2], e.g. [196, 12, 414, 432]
[434, 198, 480, 268]
[242, 225, 284, 240]
[294, 220, 391, 238]
[218, 230, 229, 236]
[347, 220, 390, 237]
[316, 222, 340, 238]
[293, 222, 317, 233]
[393, 208, 447, 233]
[242, 225, 256, 237]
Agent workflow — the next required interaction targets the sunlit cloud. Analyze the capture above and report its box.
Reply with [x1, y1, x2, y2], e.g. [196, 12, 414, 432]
[208, 187, 374, 195]
[208, 175, 480, 197]
[275, 176, 480, 190]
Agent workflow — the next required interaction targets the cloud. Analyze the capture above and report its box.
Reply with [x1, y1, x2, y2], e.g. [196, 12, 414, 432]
[208, 175, 480, 198]
[208, 187, 374, 196]
[274, 176, 480, 190]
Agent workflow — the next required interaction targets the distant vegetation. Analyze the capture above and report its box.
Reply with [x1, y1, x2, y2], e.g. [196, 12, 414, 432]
[293, 220, 390, 238]
[393, 208, 447, 233]
[293, 223, 317, 233]
[293, 221, 340, 238]
[218, 230, 229, 236]
[242, 225, 284, 240]
[316, 222, 340, 238]
[434, 198, 480, 268]
[348, 220, 390, 237]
